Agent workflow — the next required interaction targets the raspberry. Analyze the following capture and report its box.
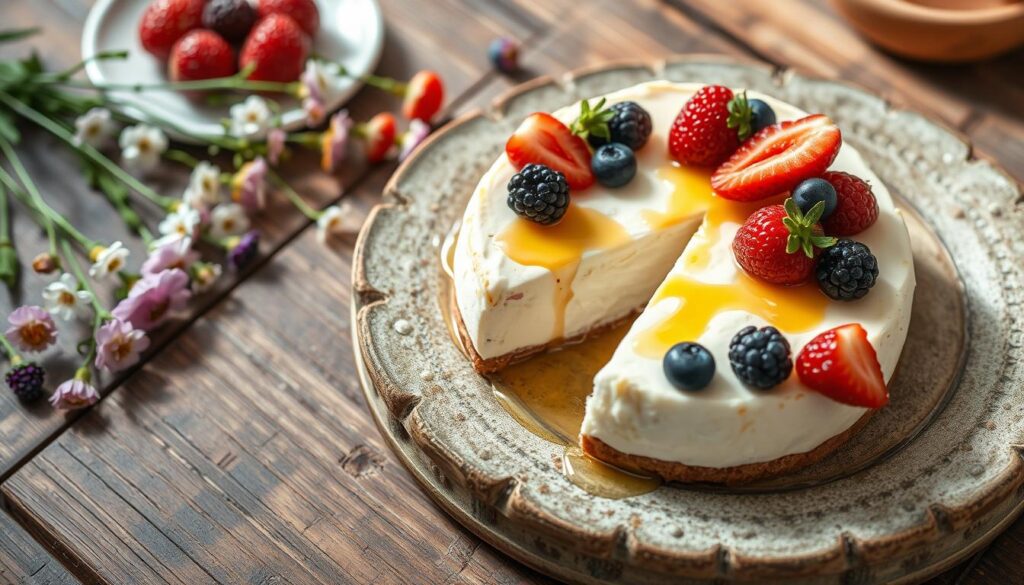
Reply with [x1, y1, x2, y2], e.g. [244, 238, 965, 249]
[822, 171, 879, 236]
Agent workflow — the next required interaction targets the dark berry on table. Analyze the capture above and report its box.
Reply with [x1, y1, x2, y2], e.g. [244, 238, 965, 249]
[816, 239, 879, 301]
[792, 178, 837, 219]
[507, 164, 570, 225]
[663, 342, 716, 391]
[203, 0, 258, 43]
[587, 101, 653, 151]
[488, 37, 519, 74]
[6, 362, 45, 402]
[748, 98, 776, 135]
[591, 143, 636, 188]
[728, 326, 792, 389]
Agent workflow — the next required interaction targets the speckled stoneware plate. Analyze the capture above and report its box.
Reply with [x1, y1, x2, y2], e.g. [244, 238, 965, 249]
[353, 56, 1024, 584]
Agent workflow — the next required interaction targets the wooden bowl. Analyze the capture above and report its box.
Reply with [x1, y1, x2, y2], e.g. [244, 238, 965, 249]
[831, 0, 1024, 61]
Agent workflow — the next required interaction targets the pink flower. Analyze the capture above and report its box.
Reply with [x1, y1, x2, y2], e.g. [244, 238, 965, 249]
[112, 268, 191, 330]
[5, 306, 57, 353]
[303, 97, 326, 126]
[49, 377, 99, 410]
[399, 119, 431, 162]
[141, 237, 199, 277]
[231, 157, 267, 213]
[95, 319, 150, 372]
[320, 110, 352, 173]
[267, 128, 286, 165]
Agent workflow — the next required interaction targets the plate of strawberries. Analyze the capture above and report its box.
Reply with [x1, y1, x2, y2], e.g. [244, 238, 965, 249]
[82, 0, 384, 140]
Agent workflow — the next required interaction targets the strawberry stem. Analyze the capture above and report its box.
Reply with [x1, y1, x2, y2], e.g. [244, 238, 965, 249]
[727, 91, 754, 142]
[782, 198, 837, 258]
[569, 98, 614, 145]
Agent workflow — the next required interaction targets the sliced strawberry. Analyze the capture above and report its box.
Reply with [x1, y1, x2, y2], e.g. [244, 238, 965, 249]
[364, 112, 397, 163]
[711, 114, 841, 202]
[796, 324, 888, 408]
[402, 70, 444, 122]
[506, 113, 594, 190]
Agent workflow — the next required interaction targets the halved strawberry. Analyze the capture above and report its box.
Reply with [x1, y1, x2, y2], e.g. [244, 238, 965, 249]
[796, 324, 888, 408]
[711, 114, 841, 202]
[506, 113, 594, 190]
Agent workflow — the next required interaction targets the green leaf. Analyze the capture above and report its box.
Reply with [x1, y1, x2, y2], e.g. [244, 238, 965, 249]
[786, 234, 799, 255]
[0, 110, 19, 144]
[726, 91, 753, 141]
[569, 97, 613, 145]
[810, 235, 838, 248]
[0, 28, 40, 44]
[804, 200, 825, 224]
[783, 197, 801, 221]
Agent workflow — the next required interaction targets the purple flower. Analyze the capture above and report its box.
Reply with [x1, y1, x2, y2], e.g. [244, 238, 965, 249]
[488, 37, 520, 74]
[320, 110, 352, 173]
[112, 269, 191, 330]
[5, 361, 45, 401]
[49, 377, 99, 410]
[141, 237, 199, 277]
[267, 128, 286, 166]
[399, 119, 432, 162]
[6, 306, 58, 353]
[95, 319, 150, 372]
[228, 230, 260, 271]
[231, 157, 267, 213]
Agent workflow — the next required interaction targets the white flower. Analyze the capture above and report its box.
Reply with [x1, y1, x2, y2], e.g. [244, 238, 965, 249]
[155, 203, 202, 248]
[43, 273, 94, 321]
[119, 124, 167, 174]
[192, 262, 222, 293]
[229, 96, 271, 139]
[316, 204, 348, 244]
[209, 203, 250, 239]
[302, 60, 346, 105]
[183, 161, 222, 208]
[73, 108, 116, 148]
[88, 241, 130, 280]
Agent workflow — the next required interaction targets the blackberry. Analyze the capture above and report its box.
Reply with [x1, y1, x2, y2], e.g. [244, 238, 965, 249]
[6, 361, 45, 402]
[588, 101, 652, 151]
[506, 164, 570, 225]
[816, 239, 878, 301]
[728, 326, 792, 389]
[202, 0, 257, 43]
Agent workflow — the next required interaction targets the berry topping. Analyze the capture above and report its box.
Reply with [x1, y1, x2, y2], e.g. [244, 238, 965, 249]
[239, 14, 310, 82]
[257, 0, 320, 37]
[669, 85, 740, 167]
[489, 37, 519, 74]
[202, 0, 258, 43]
[797, 324, 887, 408]
[586, 101, 652, 151]
[748, 98, 777, 136]
[591, 143, 636, 188]
[506, 113, 595, 190]
[664, 342, 716, 391]
[792, 178, 837, 219]
[711, 114, 842, 202]
[364, 112, 397, 163]
[821, 171, 879, 236]
[728, 326, 792, 389]
[5, 361, 45, 402]
[732, 199, 837, 285]
[507, 164, 570, 225]
[169, 30, 236, 83]
[815, 240, 878, 301]
[138, 0, 206, 59]
[569, 98, 616, 145]
[402, 70, 445, 122]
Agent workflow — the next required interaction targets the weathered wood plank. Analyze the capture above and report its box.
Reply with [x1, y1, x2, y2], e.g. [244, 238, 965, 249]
[0, 507, 78, 585]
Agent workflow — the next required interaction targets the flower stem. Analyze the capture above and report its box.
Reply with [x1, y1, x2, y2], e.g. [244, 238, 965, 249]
[0, 329, 22, 365]
[53, 72, 299, 95]
[0, 137, 58, 256]
[0, 163, 99, 252]
[164, 149, 200, 168]
[0, 182, 18, 290]
[62, 240, 111, 320]
[38, 50, 129, 82]
[267, 169, 319, 220]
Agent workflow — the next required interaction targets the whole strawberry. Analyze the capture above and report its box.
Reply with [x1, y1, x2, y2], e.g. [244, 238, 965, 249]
[732, 198, 837, 285]
[822, 171, 879, 236]
[240, 14, 310, 82]
[364, 112, 397, 163]
[402, 71, 444, 122]
[138, 0, 206, 59]
[668, 85, 741, 167]
[169, 30, 237, 82]
[258, 0, 320, 37]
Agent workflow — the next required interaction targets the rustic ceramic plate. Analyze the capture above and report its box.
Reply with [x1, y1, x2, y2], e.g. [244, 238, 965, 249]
[353, 56, 1024, 584]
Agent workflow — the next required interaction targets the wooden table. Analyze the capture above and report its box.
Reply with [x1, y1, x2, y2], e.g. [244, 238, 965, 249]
[0, 1, 1021, 583]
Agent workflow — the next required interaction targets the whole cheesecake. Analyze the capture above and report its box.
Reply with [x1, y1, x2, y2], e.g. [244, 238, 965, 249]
[452, 81, 916, 483]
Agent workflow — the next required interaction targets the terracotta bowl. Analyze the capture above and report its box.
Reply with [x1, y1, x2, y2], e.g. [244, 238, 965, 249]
[831, 0, 1024, 61]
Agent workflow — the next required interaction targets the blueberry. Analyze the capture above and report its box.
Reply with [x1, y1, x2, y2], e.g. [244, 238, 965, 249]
[591, 143, 636, 188]
[792, 178, 837, 219]
[663, 343, 716, 391]
[749, 99, 776, 135]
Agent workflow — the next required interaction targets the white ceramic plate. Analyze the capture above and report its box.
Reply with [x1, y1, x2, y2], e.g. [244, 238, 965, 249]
[82, 0, 384, 142]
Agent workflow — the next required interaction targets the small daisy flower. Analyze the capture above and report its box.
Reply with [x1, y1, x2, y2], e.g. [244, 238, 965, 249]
[88, 241, 130, 280]
[191, 262, 222, 293]
[183, 161, 222, 209]
[209, 203, 250, 239]
[5, 361, 45, 401]
[94, 318, 150, 372]
[141, 237, 199, 277]
[112, 268, 191, 331]
[267, 128, 286, 165]
[119, 124, 167, 174]
[43, 273, 93, 321]
[399, 119, 431, 162]
[316, 203, 355, 244]
[5, 306, 58, 353]
[74, 107, 116, 148]
[157, 204, 202, 244]
[320, 110, 353, 173]
[230, 95, 272, 139]
[49, 375, 99, 411]
[227, 230, 260, 271]
[231, 157, 267, 213]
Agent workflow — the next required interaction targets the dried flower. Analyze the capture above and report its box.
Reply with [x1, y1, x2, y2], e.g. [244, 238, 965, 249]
[88, 241, 130, 280]
[209, 203, 250, 239]
[43, 273, 93, 321]
[141, 237, 199, 277]
[303, 97, 326, 127]
[119, 124, 167, 174]
[31, 252, 60, 275]
[267, 128, 286, 165]
[230, 95, 271, 138]
[191, 261, 222, 293]
[231, 157, 267, 213]
[183, 161, 222, 209]
[111, 268, 191, 330]
[488, 37, 520, 74]
[5, 361, 45, 401]
[320, 110, 352, 173]
[157, 203, 201, 246]
[399, 119, 431, 162]
[227, 230, 260, 271]
[95, 318, 150, 372]
[74, 107, 116, 148]
[316, 204, 351, 244]
[5, 305, 57, 353]
[49, 372, 99, 411]
[300, 60, 344, 126]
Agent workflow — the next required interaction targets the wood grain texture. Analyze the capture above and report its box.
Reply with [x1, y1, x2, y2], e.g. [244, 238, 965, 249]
[0, 508, 77, 585]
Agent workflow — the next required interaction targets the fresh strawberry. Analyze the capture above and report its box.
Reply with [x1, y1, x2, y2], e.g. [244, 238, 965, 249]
[796, 324, 888, 408]
[668, 85, 740, 167]
[402, 71, 444, 122]
[257, 0, 320, 37]
[506, 113, 594, 190]
[364, 112, 397, 163]
[169, 30, 236, 82]
[712, 114, 842, 202]
[732, 198, 837, 285]
[821, 171, 879, 236]
[138, 0, 206, 59]
[239, 14, 310, 82]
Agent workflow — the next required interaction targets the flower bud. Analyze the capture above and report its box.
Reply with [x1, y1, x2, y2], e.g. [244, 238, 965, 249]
[30, 251, 58, 275]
